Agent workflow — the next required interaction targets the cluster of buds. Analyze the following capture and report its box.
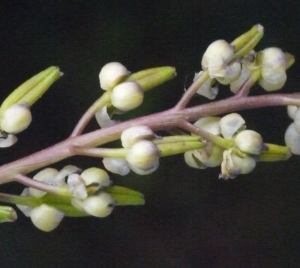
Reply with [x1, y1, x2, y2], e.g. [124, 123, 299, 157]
[195, 25, 294, 98]
[12, 165, 145, 232]
[184, 113, 288, 180]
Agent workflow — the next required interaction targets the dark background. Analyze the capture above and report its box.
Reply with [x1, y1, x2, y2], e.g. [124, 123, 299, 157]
[1, 1, 300, 267]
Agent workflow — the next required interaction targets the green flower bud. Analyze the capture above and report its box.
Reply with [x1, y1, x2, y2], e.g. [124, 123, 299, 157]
[80, 167, 111, 188]
[99, 62, 130, 90]
[126, 140, 160, 175]
[30, 204, 64, 232]
[0, 206, 17, 223]
[121, 126, 156, 148]
[82, 192, 115, 218]
[201, 40, 234, 78]
[1, 103, 32, 134]
[111, 81, 144, 111]
[234, 130, 264, 155]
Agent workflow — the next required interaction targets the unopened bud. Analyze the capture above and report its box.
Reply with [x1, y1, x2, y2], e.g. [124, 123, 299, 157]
[111, 81, 144, 111]
[99, 62, 130, 90]
[81, 167, 111, 187]
[121, 126, 156, 148]
[234, 130, 264, 155]
[82, 193, 115, 217]
[1, 103, 32, 134]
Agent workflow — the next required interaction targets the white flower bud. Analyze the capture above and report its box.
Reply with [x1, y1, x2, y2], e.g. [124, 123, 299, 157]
[1, 103, 32, 134]
[285, 123, 300, 155]
[126, 140, 160, 175]
[111, 81, 144, 111]
[220, 113, 245, 139]
[194, 72, 219, 99]
[234, 130, 264, 155]
[102, 158, 130, 176]
[201, 40, 234, 78]
[30, 168, 59, 198]
[231, 153, 256, 175]
[99, 62, 130, 90]
[121, 126, 156, 148]
[0, 133, 17, 148]
[259, 47, 287, 91]
[82, 192, 115, 217]
[287, 105, 297, 119]
[81, 167, 111, 187]
[30, 204, 64, 232]
[67, 174, 87, 200]
[194, 117, 221, 136]
[184, 151, 203, 169]
[217, 61, 241, 85]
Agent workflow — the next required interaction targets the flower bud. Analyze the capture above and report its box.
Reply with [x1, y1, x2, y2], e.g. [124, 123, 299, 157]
[30, 168, 59, 198]
[287, 105, 297, 119]
[99, 62, 130, 90]
[285, 123, 300, 155]
[231, 153, 256, 175]
[82, 192, 115, 217]
[1, 103, 32, 134]
[81, 167, 111, 187]
[111, 81, 144, 111]
[259, 47, 287, 91]
[293, 108, 300, 135]
[184, 151, 203, 169]
[220, 113, 245, 139]
[121, 126, 156, 148]
[201, 40, 234, 78]
[234, 130, 264, 155]
[30, 204, 64, 232]
[194, 117, 221, 136]
[230, 68, 251, 94]
[102, 158, 130, 176]
[216, 61, 241, 85]
[126, 140, 160, 175]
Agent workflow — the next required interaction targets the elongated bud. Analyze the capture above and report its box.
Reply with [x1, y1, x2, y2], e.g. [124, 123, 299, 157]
[1, 103, 32, 134]
[81, 167, 111, 187]
[0, 206, 17, 223]
[111, 81, 144, 111]
[220, 113, 245, 139]
[99, 62, 130, 90]
[0, 66, 61, 116]
[121, 126, 156, 148]
[30, 204, 64, 232]
[234, 130, 264, 155]
[126, 140, 161, 175]
[82, 193, 115, 217]
[125, 66, 176, 91]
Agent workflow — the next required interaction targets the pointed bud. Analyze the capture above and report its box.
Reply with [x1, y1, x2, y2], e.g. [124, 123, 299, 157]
[126, 140, 160, 175]
[99, 62, 130, 90]
[30, 204, 64, 232]
[111, 81, 144, 111]
[125, 66, 176, 91]
[0, 103, 32, 134]
[0, 66, 61, 116]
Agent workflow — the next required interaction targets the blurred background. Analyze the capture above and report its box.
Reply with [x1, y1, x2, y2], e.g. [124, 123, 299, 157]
[1, 1, 300, 267]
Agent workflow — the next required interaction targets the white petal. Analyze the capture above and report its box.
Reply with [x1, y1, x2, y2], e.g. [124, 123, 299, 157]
[220, 113, 245, 139]
[285, 123, 300, 155]
[0, 133, 18, 148]
[102, 158, 130, 176]
[95, 106, 118, 128]
[67, 174, 87, 200]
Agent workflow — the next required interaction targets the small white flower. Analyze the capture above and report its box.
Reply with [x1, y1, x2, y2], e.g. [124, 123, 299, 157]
[234, 130, 264, 155]
[193, 117, 221, 136]
[219, 113, 245, 139]
[67, 174, 87, 200]
[121, 126, 156, 148]
[216, 61, 241, 85]
[80, 167, 111, 188]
